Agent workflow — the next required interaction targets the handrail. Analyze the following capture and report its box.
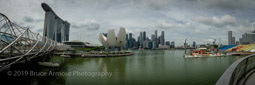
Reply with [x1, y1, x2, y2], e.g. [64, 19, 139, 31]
[216, 54, 255, 85]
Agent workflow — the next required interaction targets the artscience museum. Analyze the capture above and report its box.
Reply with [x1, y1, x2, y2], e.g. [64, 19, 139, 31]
[99, 27, 126, 51]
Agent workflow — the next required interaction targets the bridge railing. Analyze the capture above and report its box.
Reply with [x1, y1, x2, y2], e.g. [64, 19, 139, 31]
[216, 54, 255, 85]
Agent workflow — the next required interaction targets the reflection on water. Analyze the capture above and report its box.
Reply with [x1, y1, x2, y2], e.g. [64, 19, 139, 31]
[0, 50, 243, 85]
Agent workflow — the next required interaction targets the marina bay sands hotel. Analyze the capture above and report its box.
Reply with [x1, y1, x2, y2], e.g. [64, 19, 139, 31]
[41, 3, 70, 43]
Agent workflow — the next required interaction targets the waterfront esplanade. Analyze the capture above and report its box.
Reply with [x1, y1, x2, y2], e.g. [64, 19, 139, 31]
[41, 3, 70, 43]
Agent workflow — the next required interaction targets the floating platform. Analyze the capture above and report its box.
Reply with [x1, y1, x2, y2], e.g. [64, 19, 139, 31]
[55, 51, 134, 58]
[38, 62, 59, 67]
[60, 54, 71, 58]
[80, 53, 134, 57]
[184, 54, 227, 58]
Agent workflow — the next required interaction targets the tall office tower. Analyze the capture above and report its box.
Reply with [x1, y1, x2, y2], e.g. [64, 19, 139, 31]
[128, 33, 133, 48]
[171, 41, 175, 48]
[232, 37, 235, 45]
[124, 34, 129, 48]
[160, 31, 165, 45]
[143, 31, 146, 41]
[151, 34, 156, 41]
[137, 36, 140, 47]
[241, 33, 255, 44]
[228, 31, 232, 45]
[155, 30, 158, 48]
[166, 41, 170, 46]
[158, 36, 161, 46]
[152, 41, 156, 49]
[192, 41, 196, 48]
[155, 30, 157, 38]
[132, 38, 138, 48]
[139, 32, 143, 48]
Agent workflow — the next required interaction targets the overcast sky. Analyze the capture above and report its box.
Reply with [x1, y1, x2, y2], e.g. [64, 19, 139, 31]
[1, 0, 255, 46]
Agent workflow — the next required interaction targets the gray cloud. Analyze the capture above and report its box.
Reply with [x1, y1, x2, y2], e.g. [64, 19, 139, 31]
[154, 21, 191, 30]
[23, 16, 43, 23]
[1, 0, 255, 46]
[23, 16, 34, 23]
[199, 0, 255, 10]
[124, 0, 255, 11]
[71, 19, 100, 30]
[37, 29, 43, 33]
[194, 15, 237, 28]
[72, 23, 100, 30]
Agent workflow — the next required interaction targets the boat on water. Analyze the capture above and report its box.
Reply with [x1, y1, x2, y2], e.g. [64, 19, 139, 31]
[184, 48, 227, 58]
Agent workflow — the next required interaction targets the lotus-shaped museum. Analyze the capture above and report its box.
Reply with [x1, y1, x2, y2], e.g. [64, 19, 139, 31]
[99, 27, 126, 49]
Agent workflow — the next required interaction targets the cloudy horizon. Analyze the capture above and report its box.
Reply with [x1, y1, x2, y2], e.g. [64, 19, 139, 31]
[1, 0, 255, 46]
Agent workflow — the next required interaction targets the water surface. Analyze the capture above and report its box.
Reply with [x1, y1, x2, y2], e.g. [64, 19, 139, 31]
[2, 50, 243, 85]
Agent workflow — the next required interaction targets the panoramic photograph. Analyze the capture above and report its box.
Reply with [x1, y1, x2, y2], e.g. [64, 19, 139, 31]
[0, 0, 255, 85]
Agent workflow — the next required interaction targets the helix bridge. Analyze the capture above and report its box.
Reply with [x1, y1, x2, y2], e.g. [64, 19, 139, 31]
[0, 13, 70, 71]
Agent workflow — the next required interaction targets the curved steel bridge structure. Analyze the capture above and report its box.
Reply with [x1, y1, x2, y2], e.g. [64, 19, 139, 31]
[0, 13, 70, 71]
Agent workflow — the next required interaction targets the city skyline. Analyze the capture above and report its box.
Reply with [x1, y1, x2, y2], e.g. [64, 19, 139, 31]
[1, 0, 255, 46]
[125, 30, 178, 49]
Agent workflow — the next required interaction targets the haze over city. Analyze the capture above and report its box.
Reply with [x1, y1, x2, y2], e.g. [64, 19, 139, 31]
[1, 0, 255, 46]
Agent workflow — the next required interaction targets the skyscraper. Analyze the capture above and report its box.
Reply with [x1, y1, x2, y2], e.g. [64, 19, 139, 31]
[240, 33, 255, 44]
[192, 41, 196, 48]
[124, 34, 129, 49]
[151, 34, 157, 49]
[132, 38, 138, 49]
[160, 31, 165, 45]
[232, 37, 235, 45]
[55, 19, 62, 42]
[155, 30, 158, 48]
[42, 3, 70, 43]
[158, 36, 161, 46]
[64, 22, 70, 41]
[166, 41, 170, 46]
[155, 30, 157, 38]
[151, 34, 156, 41]
[171, 41, 175, 48]
[128, 33, 133, 48]
[143, 31, 146, 41]
[228, 31, 232, 45]
[137, 36, 140, 47]
[43, 11, 55, 40]
[143, 40, 152, 49]
[139, 32, 143, 48]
